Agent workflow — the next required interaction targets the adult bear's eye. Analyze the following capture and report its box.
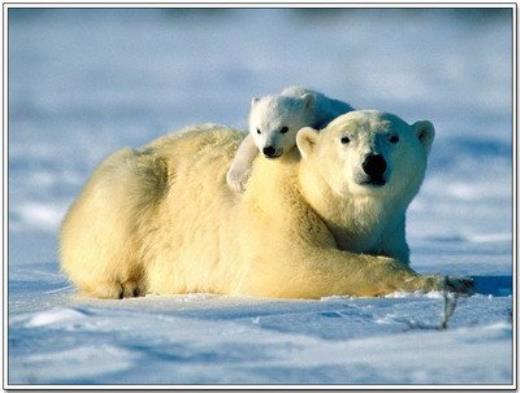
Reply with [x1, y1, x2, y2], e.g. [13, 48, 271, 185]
[257, 128, 261, 135]
[280, 126, 289, 134]
[341, 136, 350, 144]
[389, 135, 399, 144]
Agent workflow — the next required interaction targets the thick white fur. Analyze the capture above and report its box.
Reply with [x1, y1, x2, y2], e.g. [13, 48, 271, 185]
[60, 110, 472, 299]
[226, 86, 353, 192]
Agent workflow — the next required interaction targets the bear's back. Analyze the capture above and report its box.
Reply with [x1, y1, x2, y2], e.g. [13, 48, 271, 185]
[142, 126, 243, 191]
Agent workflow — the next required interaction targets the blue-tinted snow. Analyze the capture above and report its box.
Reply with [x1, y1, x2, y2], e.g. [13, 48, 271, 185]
[8, 8, 513, 385]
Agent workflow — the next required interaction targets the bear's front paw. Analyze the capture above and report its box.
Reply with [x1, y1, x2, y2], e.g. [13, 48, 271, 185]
[411, 274, 474, 296]
[443, 275, 474, 297]
[226, 167, 251, 193]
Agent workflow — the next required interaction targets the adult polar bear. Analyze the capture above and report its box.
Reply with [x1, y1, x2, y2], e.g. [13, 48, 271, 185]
[60, 110, 472, 299]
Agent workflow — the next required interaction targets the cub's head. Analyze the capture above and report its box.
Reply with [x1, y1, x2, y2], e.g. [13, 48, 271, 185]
[296, 110, 435, 203]
[249, 94, 315, 159]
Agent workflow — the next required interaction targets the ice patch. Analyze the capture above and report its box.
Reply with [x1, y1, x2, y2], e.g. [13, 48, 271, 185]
[176, 293, 216, 302]
[385, 291, 444, 299]
[445, 182, 482, 201]
[320, 295, 352, 302]
[478, 320, 512, 332]
[26, 308, 87, 327]
[144, 293, 217, 302]
[374, 315, 397, 325]
[12, 201, 67, 231]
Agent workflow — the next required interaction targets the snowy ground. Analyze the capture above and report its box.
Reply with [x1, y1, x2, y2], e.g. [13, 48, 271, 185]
[8, 8, 514, 386]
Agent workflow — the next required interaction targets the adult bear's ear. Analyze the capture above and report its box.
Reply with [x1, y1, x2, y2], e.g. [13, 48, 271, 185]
[296, 127, 319, 159]
[413, 120, 435, 154]
[251, 97, 260, 106]
[301, 93, 315, 111]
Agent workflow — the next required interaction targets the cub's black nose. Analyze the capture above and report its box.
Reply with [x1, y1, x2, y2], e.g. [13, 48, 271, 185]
[362, 154, 387, 178]
[263, 146, 276, 157]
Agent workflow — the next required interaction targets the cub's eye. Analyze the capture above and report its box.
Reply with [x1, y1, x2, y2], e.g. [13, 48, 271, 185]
[257, 128, 261, 135]
[389, 135, 399, 144]
[280, 126, 289, 134]
[341, 136, 350, 144]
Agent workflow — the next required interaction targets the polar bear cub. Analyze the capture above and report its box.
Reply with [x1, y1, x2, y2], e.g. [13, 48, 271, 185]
[226, 86, 353, 192]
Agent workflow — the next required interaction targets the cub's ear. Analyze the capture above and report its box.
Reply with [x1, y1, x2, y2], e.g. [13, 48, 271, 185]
[301, 93, 315, 111]
[296, 127, 319, 159]
[251, 97, 260, 106]
[412, 120, 435, 154]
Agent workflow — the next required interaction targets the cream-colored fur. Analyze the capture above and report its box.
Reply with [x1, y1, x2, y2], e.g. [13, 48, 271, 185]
[60, 111, 472, 299]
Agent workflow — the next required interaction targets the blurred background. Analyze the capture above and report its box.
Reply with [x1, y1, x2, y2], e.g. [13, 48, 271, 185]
[9, 8, 512, 272]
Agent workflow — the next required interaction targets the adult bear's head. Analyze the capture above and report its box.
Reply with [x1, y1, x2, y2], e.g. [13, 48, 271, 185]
[296, 110, 435, 205]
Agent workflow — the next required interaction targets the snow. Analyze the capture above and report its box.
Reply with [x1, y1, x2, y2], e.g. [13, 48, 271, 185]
[23, 308, 88, 327]
[7, 8, 513, 386]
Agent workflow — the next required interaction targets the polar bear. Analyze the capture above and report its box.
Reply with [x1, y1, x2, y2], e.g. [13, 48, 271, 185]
[226, 86, 353, 192]
[59, 110, 473, 299]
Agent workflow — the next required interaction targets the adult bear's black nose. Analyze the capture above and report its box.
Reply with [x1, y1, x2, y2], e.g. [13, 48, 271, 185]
[263, 146, 276, 157]
[362, 154, 387, 178]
